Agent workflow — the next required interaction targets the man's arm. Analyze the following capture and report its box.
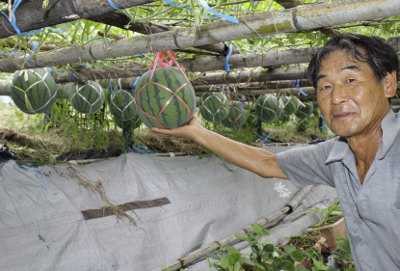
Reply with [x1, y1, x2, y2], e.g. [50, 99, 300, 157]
[151, 117, 288, 179]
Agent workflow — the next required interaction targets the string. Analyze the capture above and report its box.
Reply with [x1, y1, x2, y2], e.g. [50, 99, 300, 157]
[224, 45, 233, 72]
[106, 0, 119, 10]
[20, 165, 47, 184]
[162, 0, 220, 20]
[293, 79, 308, 97]
[197, 0, 239, 23]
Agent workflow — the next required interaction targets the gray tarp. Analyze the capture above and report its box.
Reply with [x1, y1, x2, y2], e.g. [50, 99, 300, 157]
[0, 146, 336, 271]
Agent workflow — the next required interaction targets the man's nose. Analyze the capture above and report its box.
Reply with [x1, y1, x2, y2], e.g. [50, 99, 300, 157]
[331, 84, 348, 105]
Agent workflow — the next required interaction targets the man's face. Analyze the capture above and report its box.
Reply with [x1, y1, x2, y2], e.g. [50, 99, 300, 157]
[316, 49, 396, 138]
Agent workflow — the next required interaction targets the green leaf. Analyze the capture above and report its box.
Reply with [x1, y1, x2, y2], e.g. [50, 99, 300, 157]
[235, 234, 252, 242]
[284, 244, 296, 254]
[312, 259, 329, 270]
[295, 265, 310, 271]
[263, 243, 275, 253]
[250, 223, 270, 237]
[279, 260, 296, 271]
[290, 249, 305, 263]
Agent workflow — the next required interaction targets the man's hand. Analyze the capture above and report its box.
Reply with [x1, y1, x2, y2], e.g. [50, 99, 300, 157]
[150, 116, 202, 140]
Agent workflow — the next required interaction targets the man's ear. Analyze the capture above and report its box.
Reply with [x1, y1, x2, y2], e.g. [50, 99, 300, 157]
[383, 70, 397, 98]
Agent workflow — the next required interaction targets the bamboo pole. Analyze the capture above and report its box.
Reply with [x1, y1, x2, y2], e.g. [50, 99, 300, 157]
[90, 11, 231, 55]
[0, 0, 157, 39]
[155, 185, 316, 271]
[50, 47, 318, 83]
[1, 0, 399, 73]
[25, 35, 400, 83]
[191, 67, 308, 86]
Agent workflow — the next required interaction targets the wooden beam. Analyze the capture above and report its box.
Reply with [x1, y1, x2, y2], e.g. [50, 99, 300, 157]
[89, 11, 230, 55]
[51, 47, 318, 83]
[0, 0, 157, 38]
[1, 0, 399, 72]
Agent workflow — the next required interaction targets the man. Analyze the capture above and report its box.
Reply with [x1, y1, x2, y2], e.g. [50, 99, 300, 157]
[151, 34, 400, 270]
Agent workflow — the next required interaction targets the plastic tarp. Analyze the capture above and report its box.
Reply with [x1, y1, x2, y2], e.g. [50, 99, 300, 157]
[0, 146, 336, 271]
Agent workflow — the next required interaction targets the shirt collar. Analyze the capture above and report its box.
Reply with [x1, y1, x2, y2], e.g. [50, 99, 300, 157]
[325, 110, 400, 164]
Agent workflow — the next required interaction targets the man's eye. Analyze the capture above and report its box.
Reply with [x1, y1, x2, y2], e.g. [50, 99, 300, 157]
[345, 78, 356, 83]
[319, 85, 331, 91]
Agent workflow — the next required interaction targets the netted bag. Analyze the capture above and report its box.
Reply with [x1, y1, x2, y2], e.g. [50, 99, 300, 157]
[294, 116, 311, 131]
[295, 101, 314, 120]
[134, 51, 196, 129]
[69, 81, 105, 114]
[199, 92, 230, 122]
[11, 68, 57, 114]
[221, 101, 246, 129]
[255, 94, 278, 123]
[109, 87, 140, 124]
[280, 95, 301, 116]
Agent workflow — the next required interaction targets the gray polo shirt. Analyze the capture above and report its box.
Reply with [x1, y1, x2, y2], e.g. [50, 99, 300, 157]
[276, 110, 400, 270]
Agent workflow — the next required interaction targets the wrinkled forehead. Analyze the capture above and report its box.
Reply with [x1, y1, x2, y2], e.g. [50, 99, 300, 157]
[318, 48, 368, 73]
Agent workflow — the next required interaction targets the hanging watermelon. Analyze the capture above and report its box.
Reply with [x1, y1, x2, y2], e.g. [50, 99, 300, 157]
[294, 116, 311, 131]
[11, 68, 57, 114]
[68, 81, 105, 114]
[244, 109, 259, 128]
[279, 95, 301, 116]
[109, 87, 140, 122]
[134, 52, 196, 129]
[221, 101, 246, 129]
[255, 94, 278, 123]
[295, 101, 314, 120]
[199, 92, 230, 122]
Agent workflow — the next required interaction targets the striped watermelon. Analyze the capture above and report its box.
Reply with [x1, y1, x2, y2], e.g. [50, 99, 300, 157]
[279, 95, 301, 116]
[295, 101, 314, 120]
[244, 109, 259, 128]
[199, 92, 230, 122]
[109, 88, 139, 122]
[11, 68, 57, 114]
[134, 67, 196, 129]
[255, 94, 278, 123]
[221, 101, 246, 129]
[68, 81, 105, 114]
[294, 116, 310, 131]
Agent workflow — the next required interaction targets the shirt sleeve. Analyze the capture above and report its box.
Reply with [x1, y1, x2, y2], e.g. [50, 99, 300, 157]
[276, 139, 336, 188]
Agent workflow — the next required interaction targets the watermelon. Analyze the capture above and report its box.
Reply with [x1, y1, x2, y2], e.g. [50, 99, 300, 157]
[109, 88, 140, 122]
[294, 116, 310, 131]
[255, 94, 278, 123]
[279, 95, 301, 116]
[11, 68, 57, 114]
[221, 101, 246, 129]
[244, 109, 260, 128]
[68, 81, 105, 114]
[295, 101, 314, 120]
[199, 92, 230, 122]
[134, 67, 196, 129]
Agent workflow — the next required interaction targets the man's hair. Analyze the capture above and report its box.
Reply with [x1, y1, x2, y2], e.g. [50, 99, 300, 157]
[307, 34, 399, 89]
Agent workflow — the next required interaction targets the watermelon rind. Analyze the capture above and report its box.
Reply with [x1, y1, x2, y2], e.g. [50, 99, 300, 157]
[134, 67, 197, 129]
[69, 81, 105, 114]
[199, 92, 230, 122]
[11, 68, 57, 114]
[255, 94, 278, 123]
